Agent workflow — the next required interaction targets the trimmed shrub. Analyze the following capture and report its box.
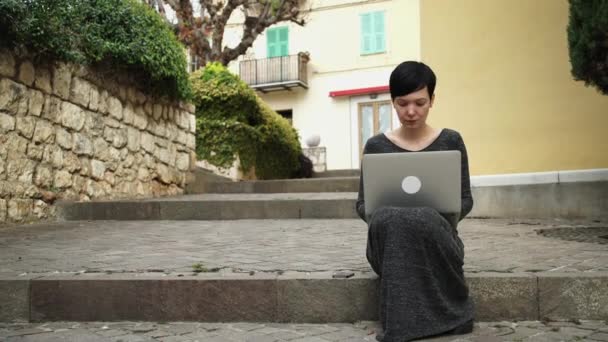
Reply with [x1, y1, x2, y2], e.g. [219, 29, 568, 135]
[190, 62, 261, 124]
[191, 63, 302, 179]
[0, 0, 191, 101]
[567, 0, 608, 95]
[255, 99, 301, 179]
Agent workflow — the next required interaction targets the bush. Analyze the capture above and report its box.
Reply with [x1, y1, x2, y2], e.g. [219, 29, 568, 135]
[190, 62, 260, 124]
[255, 99, 301, 179]
[0, 0, 191, 101]
[292, 153, 313, 178]
[567, 0, 608, 95]
[191, 63, 302, 179]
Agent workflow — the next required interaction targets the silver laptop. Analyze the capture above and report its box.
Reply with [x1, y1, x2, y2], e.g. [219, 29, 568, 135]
[362, 150, 461, 220]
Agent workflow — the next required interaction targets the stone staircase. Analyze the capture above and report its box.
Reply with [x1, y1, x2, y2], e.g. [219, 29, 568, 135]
[1, 168, 607, 325]
[60, 169, 361, 220]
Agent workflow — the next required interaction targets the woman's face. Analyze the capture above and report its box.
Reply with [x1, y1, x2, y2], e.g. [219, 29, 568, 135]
[392, 86, 434, 129]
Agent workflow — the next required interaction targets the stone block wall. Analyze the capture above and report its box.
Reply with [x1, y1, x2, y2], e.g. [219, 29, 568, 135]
[0, 49, 196, 224]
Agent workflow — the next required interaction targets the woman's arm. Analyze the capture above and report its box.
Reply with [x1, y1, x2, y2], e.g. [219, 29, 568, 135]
[458, 133, 474, 220]
[355, 142, 371, 222]
[356, 170, 367, 222]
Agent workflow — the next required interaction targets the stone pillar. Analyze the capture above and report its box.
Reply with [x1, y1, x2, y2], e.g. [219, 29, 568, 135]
[303, 147, 327, 173]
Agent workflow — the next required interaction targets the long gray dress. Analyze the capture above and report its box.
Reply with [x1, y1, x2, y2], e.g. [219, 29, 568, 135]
[356, 128, 474, 342]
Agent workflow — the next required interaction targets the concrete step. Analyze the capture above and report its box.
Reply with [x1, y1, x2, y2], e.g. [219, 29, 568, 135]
[3, 271, 607, 323]
[58, 193, 359, 220]
[313, 169, 361, 178]
[184, 167, 232, 194]
[187, 177, 359, 194]
[192, 166, 232, 183]
[59, 180, 608, 220]
[1, 218, 606, 323]
[178, 181, 607, 219]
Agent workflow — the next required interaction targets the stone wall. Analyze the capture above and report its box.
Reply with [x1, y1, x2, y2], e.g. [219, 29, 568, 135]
[0, 49, 196, 224]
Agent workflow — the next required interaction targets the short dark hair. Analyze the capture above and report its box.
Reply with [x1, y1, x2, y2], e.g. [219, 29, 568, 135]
[389, 61, 436, 100]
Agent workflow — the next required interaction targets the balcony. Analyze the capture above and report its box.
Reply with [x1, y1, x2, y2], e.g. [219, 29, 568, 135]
[239, 53, 309, 93]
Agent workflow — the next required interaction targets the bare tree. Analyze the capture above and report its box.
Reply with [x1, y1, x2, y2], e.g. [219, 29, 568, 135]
[146, 0, 308, 66]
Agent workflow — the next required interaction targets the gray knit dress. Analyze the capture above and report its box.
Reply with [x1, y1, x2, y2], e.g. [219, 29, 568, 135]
[356, 128, 474, 342]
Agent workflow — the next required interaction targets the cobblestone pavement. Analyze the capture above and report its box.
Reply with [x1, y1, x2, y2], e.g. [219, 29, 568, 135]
[0, 219, 606, 276]
[2, 320, 608, 341]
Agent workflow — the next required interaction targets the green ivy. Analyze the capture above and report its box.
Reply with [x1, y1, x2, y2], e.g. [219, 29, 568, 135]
[194, 118, 261, 171]
[191, 63, 301, 179]
[0, 0, 191, 101]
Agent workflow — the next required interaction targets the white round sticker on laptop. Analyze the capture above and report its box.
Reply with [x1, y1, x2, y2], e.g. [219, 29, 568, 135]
[402, 176, 422, 194]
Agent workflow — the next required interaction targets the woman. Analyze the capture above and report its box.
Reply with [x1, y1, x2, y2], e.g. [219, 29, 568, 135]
[356, 61, 475, 341]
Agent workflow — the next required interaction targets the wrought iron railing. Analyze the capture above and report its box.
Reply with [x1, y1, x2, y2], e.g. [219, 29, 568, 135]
[239, 53, 309, 90]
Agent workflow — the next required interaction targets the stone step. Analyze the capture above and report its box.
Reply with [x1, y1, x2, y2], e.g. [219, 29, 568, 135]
[59, 179, 608, 220]
[1, 218, 606, 323]
[192, 167, 232, 183]
[5, 320, 608, 341]
[2, 272, 607, 323]
[59, 193, 359, 220]
[184, 167, 232, 193]
[187, 177, 359, 194]
[313, 169, 361, 178]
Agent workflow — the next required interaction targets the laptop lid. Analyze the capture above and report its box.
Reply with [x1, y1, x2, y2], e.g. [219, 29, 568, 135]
[362, 150, 461, 219]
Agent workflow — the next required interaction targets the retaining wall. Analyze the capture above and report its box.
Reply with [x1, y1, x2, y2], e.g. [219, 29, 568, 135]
[0, 49, 196, 224]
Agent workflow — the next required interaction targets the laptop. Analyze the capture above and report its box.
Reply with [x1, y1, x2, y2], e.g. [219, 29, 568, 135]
[361, 150, 461, 220]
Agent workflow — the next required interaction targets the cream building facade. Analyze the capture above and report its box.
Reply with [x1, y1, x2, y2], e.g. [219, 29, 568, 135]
[222, 0, 607, 176]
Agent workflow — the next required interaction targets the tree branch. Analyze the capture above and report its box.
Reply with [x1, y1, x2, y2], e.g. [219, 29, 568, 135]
[151, 0, 307, 66]
[210, 0, 247, 61]
[145, 0, 170, 23]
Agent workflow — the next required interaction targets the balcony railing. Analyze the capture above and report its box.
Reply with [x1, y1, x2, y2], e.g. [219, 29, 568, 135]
[239, 53, 309, 93]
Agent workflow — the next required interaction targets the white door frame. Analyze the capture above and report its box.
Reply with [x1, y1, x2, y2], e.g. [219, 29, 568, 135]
[349, 93, 397, 168]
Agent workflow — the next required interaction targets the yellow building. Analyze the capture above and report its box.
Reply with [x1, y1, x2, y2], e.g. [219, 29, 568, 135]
[225, 0, 608, 176]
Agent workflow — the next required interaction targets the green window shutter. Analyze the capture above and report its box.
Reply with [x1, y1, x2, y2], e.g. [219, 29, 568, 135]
[278, 27, 289, 57]
[267, 28, 278, 57]
[361, 11, 385, 54]
[267, 27, 289, 58]
[360, 13, 372, 54]
[373, 11, 385, 53]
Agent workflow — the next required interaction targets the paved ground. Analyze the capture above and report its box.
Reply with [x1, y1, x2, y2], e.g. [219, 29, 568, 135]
[0, 218, 606, 276]
[2, 320, 608, 341]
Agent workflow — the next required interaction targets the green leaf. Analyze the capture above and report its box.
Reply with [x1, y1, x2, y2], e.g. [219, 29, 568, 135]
[191, 63, 302, 179]
[0, 0, 191, 101]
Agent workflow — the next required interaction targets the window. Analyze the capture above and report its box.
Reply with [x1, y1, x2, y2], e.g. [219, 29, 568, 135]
[359, 101, 392, 155]
[360, 11, 386, 55]
[276, 109, 293, 125]
[267, 27, 289, 58]
[189, 53, 201, 72]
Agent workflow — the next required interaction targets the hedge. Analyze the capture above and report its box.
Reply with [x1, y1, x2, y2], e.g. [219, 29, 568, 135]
[0, 0, 191, 101]
[191, 62, 302, 179]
